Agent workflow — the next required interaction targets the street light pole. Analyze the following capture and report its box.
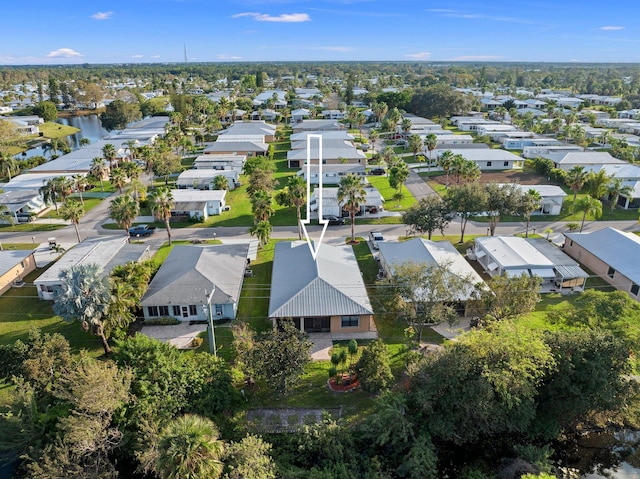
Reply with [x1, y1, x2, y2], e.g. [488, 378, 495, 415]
[203, 291, 217, 357]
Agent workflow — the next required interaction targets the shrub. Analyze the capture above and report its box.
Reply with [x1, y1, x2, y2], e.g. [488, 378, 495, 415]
[143, 316, 179, 326]
[191, 336, 204, 348]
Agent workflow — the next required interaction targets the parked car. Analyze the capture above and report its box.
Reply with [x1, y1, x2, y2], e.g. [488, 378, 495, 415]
[369, 231, 384, 250]
[16, 212, 36, 223]
[128, 224, 157, 237]
[360, 143, 370, 151]
[370, 168, 386, 176]
[323, 215, 345, 226]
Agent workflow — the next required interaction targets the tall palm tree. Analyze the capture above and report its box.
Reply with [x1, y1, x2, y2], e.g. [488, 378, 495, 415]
[102, 143, 117, 168]
[607, 177, 633, 211]
[519, 189, 542, 238]
[60, 200, 84, 243]
[0, 153, 19, 181]
[110, 167, 128, 194]
[125, 139, 137, 161]
[372, 101, 388, 125]
[566, 165, 589, 201]
[275, 175, 306, 240]
[129, 178, 147, 202]
[400, 118, 412, 140]
[156, 414, 224, 479]
[338, 173, 367, 243]
[409, 134, 423, 161]
[109, 195, 140, 240]
[250, 190, 274, 224]
[150, 187, 175, 245]
[0, 204, 14, 225]
[250, 220, 272, 248]
[90, 157, 109, 192]
[586, 169, 612, 199]
[39, 178, 59, 212]
[72, 174, 89, 205]
[572, 196, 602, 232]
[437, 150, 455, 186]
[424, 133, 438, 162]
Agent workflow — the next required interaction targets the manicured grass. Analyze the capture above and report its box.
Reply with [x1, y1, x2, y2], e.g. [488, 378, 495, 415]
[0, 267, 103, 355]
[0, 223, 65, 233]
[37, 122, 80, 139]
[367, 175, 417, 211]
[0, 243, 36, 250]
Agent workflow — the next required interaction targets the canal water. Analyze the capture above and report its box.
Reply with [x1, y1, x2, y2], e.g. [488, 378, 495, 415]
[16, 114, 111, 159]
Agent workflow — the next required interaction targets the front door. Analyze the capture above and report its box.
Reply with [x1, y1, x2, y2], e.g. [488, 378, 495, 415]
[182, 306, 189, 318]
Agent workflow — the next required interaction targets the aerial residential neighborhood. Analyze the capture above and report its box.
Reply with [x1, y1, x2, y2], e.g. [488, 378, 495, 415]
[2, 2, 640, 477]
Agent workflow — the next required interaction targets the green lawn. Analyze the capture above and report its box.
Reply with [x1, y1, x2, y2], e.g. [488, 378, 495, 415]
[367, 175, 417, 211]
[36, 122, 80, 139]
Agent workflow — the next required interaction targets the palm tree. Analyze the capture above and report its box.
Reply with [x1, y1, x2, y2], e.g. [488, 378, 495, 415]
[0, 153, 19, 181]
[150, 187, 174, 245]
[72, 174, 89, 205]
[572, 196, 602, 232]
[39, 178, 59, 212]
[102, 143, 117, 168]
[110, 167, 128, 194]
[408, 134, 423, 161]
[400, 118, 412, 141]
[566, 166, 589, 200]
[250, 190, 274, 224]
[213, 175, 228, 191]
[90, 157, 109, 192]
[586, 169, 612, 199]
[60, 200, 84, 243]
[250, 220, 272, 247]
[607, 177, 633, 211]
[372, 101, 388, 125]
[519, 189, 542, 238]
[0, 204, 14, 225]
[275, 175, 306, 240]
[109, 195, 140, 240]
[129, 178, 147, 202]
[125, 139, 137, 161]
[79, 137, 91, 147]
[156, 414, 224, 479]
[424, 133, 438, 163]
[122, 161, 142, 180]
[338, 173, 367, 243]
[438, 150, 455, 186]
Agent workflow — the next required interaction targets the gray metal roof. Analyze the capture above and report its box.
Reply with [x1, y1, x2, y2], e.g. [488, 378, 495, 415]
[476, 236, 553, 268]
[142, 244, 250, 307]
[204, 141, 267, 153]
[434, 148, 521, 163]
[268, 241, 373, 318]
[565, 228, 640, 283]
[0, 250, 34, 277]
[528, 238, 588, 279]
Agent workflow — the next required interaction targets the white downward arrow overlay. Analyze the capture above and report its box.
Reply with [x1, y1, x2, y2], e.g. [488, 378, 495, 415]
[300, 134, 328, 261]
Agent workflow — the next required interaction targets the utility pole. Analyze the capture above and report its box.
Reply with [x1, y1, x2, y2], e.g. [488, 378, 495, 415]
[184, 44, 188, 63]
[203, 291, 217, 356]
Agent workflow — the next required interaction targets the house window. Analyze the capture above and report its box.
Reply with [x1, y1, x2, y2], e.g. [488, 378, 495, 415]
[341, 315, 359, 328]
[189, 305, 197, 315]
[172, 306, 180, 316]
[486, 161, 492, 167]
[607, 267, 615, 279]
[632, 284, 640, 296]
[503, 161, 509, 167]
[159, 306, 169, 316]
[215, 304, 223, 315]
[148, 306, 159, 317]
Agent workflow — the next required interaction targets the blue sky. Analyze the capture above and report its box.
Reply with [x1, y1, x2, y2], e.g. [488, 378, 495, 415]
[2, 0, 640, 65]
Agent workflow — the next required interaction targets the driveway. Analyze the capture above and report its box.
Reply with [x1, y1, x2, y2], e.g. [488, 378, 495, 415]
[141, 322, 207, 349]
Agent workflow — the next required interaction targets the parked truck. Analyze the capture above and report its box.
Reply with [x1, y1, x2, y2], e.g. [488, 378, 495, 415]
[128, 224, 157, 237]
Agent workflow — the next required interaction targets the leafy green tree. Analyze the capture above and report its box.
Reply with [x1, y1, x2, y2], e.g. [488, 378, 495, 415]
[33, 101, 58, 122]
[59, 200, 84, 243]
[224, 434, 277, 479]
[446, 182, 489, 243]
[388, 158, 410, 196]
[585, 168, 612, 199]
[250, 220, 272, 247]
[213, 174, 229, 191]
[355, 339, 393, 393]
[101, 99, 142, 131]
[402, 195, 453, 239]
[409, 83, 468, 118]
[572, 195, 602, 232]
[275, 175, 307, 240]
[471, 273, 541, 322]
[395, 434, 439, 479]
[152, 149, 182, 185]
[337, 173, 367, 243]
[53, 263, 113, 355]
[109, 194, 140, 239]
[150, 187, 175, 245]
[252, 319, 312, 395]
[156, 414, 225, 479]
[484, 183, 524, 236]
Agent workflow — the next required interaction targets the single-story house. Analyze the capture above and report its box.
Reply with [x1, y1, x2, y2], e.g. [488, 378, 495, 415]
[497, 184, 567, 216]
[292, 119, 342, 132]
[289, 130, 355, 143]
[170, 189, 227, 221]
[268, 241, 377, 337]
[470, 236, 588, 293]
[193, 154, 246, 173]
[297, 164, 366, 185]
[425, 134, 474, 147]
[203, 140, 267, 157]
[309, 186, 384, 218]
[0, 250, 36, 296]
[549, 151, 625, 171]
[175, 169, 239, 190]
[563, 227, 640, 301]
[522, 145, 583, 160]
[434, 148, 522, 170]
[291, 108, 311, 123]
[377, 238, 487, 315]
[453, 118, 502, 132]
[322, 110, 346, 120]
[0, 189, 46, 221]
[141, 243, 250, 322]
[287, 142, 366, 168]
[35, 236, 150, 300]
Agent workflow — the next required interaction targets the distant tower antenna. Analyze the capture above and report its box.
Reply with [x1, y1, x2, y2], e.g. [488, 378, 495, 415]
[184, 44, 188, 63]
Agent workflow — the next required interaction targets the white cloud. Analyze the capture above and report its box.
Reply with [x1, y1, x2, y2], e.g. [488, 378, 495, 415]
[131, 54, 144, 58]
[91, 11, 113, 20]
[218, 55, 243, 60]
[232, 12, 310, 22]
[599, 26, 624, 31]
[151, 54, 161, 59]
[46, 48, 83, 58]
[405, 51, 431, 60]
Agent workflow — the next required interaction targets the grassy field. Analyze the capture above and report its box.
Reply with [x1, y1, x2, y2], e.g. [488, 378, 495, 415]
[367, 175, 417, 211]
[37, 122, 80, 139]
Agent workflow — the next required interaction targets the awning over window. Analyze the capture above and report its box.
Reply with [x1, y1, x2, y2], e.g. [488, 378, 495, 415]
[506, 269, 530, 278]
[531, 268, 556, 279]
[475, 249, 486, 258]
[487, 262, 499, 271]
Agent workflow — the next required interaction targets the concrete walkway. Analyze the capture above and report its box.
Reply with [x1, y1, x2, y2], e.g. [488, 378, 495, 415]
[141, 322, 207, 349]
[404, 168, 438, 202]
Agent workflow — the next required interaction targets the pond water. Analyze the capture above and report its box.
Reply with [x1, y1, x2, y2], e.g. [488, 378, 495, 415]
[15, 114, 112, 159]
[556, 430, 640, 478]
